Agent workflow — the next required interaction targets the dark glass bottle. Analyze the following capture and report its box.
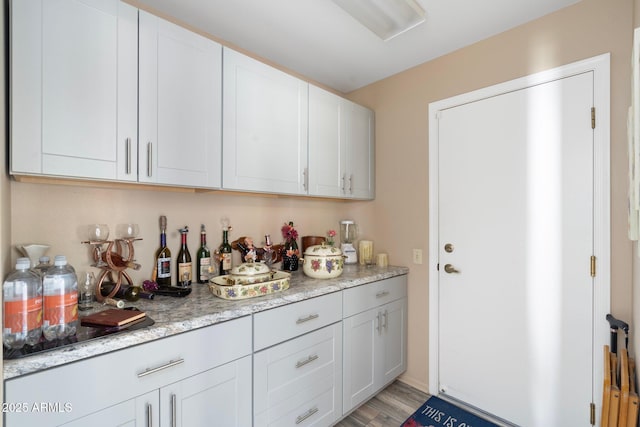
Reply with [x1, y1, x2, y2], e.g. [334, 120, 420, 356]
[154, 216, 171, 288]
[196, 224, 211, 284]
[218, 227, 232, 275]
[176, 226, 192, 287]
[282, 239, 299, 271]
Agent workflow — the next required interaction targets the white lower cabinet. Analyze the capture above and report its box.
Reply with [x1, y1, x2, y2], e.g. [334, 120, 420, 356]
[4, 316, 252, 427]
[342, 276, 408, 415]
[253, 292, 343, 427]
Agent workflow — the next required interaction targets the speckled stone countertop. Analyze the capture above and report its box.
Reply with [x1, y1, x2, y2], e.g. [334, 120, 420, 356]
[4, 264, 408, 380]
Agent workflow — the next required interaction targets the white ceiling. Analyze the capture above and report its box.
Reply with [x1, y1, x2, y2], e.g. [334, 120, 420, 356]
[135, 0, 581, 93]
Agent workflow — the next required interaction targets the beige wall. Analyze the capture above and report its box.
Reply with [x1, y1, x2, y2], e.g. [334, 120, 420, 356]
[348, 0, 634, 390]
[2, 0, 635, 399]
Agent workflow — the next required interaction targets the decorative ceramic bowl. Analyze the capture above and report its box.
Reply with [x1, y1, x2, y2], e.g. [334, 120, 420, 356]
[302, 244, 345, 279]
[209, 271, 291, 300]
[225, 261, 274, 285]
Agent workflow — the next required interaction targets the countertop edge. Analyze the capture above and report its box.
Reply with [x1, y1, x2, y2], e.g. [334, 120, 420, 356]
[4, 265, 409, 380]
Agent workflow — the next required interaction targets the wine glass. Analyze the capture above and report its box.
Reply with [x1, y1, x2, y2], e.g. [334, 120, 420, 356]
[88, 224, 109, 267]
[88, 224, 109, 242]
[116, 223, 139, 239]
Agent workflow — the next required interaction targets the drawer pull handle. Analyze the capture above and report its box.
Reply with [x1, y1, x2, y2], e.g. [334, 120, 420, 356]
[296, 313, 319, 324]
[376, 290, 390, 298]
[296, 354, 319, 369]
[296, 406, 319, 424]
[137, 358, 184, 378]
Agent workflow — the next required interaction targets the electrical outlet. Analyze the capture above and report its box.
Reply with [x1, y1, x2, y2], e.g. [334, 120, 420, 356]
[412, 249, 423, 265]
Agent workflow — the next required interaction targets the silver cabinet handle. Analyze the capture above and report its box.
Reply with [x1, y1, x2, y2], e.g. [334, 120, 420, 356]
[303, 167, 308, 191]
[295, 407, 319, 424]
[342, 174, 346, 193]
[296, 313, 319, 324]
[376, 311, 382, 335]
[147, 142, 153, 177]
[349, 174, 353, 194]
[146, 403, 152, 427]
[125, 137, 132, 175]
[376, 290, 390, 298]
[171, 394, 177, 427]
[383, 309, 388, 332]
[296, 354, 319, 369]
[137, 358, 184, 378]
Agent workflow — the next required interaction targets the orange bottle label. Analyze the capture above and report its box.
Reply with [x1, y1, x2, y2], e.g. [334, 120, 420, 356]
[43, 293, 78, 326]
[4, 297, 43, 333]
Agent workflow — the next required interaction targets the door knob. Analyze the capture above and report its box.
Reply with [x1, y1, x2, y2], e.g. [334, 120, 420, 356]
[444, 264, 459, 274]
[444, 243, 454, 253]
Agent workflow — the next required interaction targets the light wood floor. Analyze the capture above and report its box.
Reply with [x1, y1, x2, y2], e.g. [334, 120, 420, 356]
[335, 380, 430, 427]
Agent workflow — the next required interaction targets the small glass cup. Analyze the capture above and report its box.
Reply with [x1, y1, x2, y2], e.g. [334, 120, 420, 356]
[78, 271, 95, 311]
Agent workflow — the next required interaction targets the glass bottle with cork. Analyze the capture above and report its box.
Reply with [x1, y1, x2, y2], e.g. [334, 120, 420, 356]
[196, 224, 211, 283]
[218, 224, 232, 276]
[154, 215, 172, 288]
[176, 226, 192, 287]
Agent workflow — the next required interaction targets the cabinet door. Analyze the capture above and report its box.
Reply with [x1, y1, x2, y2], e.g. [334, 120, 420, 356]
[139, 11, 222, 188]
[308, 86, 346, 198]
[342, 299, 407, 415]
[11, 0, 138, 180]
[59, 391, 157, 427]
[345, 102, 375, 199]
[342, 307, 378, 413]
[380, 298, 407, 386]
[159, 355, 252, 427]
[222, 48, 309, 195]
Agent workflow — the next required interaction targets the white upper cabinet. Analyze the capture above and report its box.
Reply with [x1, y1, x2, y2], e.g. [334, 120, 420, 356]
[345, 101, 375, 199]
[11, 0, 138, 181]
[222, 48, 309, 195]
[308, 86, 375, 199]
[308, 86, 346, 198]
[139, 11, 222, 188]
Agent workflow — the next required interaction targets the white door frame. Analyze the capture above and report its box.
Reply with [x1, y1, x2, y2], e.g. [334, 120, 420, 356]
[428, 53, 610, 419]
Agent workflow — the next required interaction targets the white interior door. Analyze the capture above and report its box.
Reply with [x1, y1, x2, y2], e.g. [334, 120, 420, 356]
[432, 70, 598, 426]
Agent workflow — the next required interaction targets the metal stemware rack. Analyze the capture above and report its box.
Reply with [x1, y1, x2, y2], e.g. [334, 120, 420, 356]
[82, 238, 142, 302]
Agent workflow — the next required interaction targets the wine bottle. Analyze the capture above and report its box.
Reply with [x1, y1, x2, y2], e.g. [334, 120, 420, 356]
[154, 216, 171, 288]
[176, 226, 192, 287]
[100, 251, 141, 270]
[196, 224, 211, 284]
[218, 226, 232, 275]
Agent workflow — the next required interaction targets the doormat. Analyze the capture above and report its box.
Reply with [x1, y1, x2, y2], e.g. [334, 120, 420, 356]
[402, 396, 500, 427]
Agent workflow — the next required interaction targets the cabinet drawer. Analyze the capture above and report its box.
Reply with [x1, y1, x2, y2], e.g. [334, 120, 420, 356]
[254, 292, 342, 351]
[254, 323, 342, 414]
[254, 323, 342, 427]
[4, 316, 252, 427]
[257, 387, 340, 427]
[343, 275, 407, 318]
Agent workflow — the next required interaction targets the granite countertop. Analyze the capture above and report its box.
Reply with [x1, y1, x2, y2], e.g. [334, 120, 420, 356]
[4, 264, 408, 380]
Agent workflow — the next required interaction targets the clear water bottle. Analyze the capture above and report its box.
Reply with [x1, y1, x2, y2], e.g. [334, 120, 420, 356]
[34, 256, 51, 278]
[42, 255, 78, 341]
[3, 257, 43, 349]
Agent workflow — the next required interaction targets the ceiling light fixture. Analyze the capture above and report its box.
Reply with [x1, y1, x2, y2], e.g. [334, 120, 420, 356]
[332, 0, 426, 41]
